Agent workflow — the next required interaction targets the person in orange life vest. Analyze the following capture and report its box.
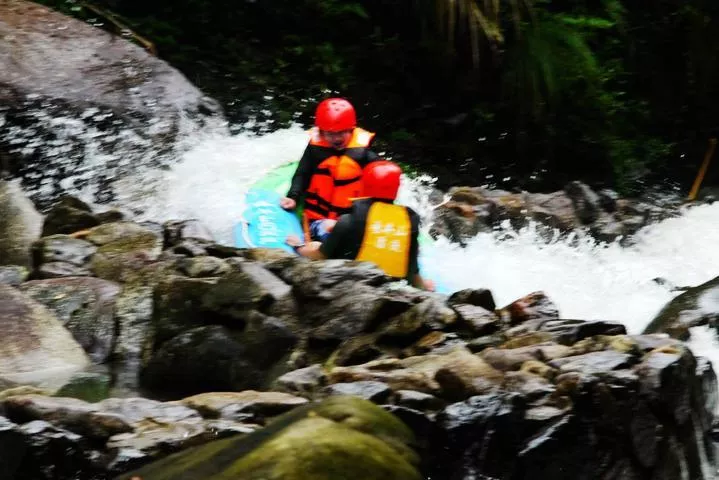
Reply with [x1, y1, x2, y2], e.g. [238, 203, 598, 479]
[279, 97, 380, 242]
[285, 161, 435, 291]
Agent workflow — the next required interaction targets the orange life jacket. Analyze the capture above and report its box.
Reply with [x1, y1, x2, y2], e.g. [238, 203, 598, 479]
[356, 201, 412, 278]
[303, 127, 375, 222]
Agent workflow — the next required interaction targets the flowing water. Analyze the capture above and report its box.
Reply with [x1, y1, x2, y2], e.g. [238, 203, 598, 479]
[9, 120, 719, 388]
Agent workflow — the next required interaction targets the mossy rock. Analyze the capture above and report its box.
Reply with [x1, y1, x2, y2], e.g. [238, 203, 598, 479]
[116, 396, 421, 480]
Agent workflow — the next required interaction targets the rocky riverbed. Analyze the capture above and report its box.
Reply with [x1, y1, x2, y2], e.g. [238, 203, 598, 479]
[1, 2, 718, 477]
[0, 191, 716, 479]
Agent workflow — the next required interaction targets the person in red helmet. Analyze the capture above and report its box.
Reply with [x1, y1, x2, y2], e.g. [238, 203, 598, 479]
[286, 161, 435, 291]
[280, 98, 380, 242]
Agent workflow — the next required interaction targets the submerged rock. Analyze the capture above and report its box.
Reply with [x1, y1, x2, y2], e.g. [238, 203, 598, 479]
[116, 396, 421, 480]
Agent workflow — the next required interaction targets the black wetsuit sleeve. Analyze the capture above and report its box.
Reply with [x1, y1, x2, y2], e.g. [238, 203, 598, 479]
[359, 149, 380, 168]
[319, 214, 353, 258]
[408, 209, 420, 278]
[287, 145, 314, 201]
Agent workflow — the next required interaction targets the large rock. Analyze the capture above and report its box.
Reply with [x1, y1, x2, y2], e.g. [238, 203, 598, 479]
[0, 179, 42, 267]
[41, 196, 100, 237]
[0, 0, 223, 207]
[428, 338, 716, 480]
[179, 391, 309, 423]
[0, 284, 89, 387]
[643, 274, 719, 339]
[86, 222, 164, 282]
[19, 277, 121, 363]
[328, 348, 503, 400]
[142, 318, 298, 397]
[0, 265, 28, 286]
[117, 396, 421, 480]
[141, 325, 261, 396]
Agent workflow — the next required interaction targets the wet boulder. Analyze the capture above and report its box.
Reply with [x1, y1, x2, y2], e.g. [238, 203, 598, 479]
[328, 348, 503, 400]
[324, 381, 393, 403]
[0, 265, 28, 286]
[273, 364, 327, 396]
[141, 325, 264, 396]
[0, 284, 89, 388]
[31, 235, 97, 279]
[2, 394, 132, 440]
[1, 0, 222, 208]
[502, 291, 559, 326]
[643, 274, 719, 339]
[84, 222, 164, 282]
[117, 396, 421, 480]
[203, 260, 297, 322]
[19, 277, 121, 363]
[448, 288, 496, 311]
[163, 219, 215, 255]
[537, 318, 626, 345]
[180, 391, 309, 424]
[0, 179, 42, 268]
[278, 258, 389, 299]
[564, 181, 601, 225]
[527, 191, 580, 231]
[41, 196, 100, 237]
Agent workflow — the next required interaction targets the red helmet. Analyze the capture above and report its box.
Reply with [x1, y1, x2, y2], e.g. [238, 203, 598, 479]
[363, 161, 402, 200]
[315, 98, 356, 132]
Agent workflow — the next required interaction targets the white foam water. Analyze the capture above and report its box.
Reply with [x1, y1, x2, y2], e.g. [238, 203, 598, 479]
[114, 125, 719, 375]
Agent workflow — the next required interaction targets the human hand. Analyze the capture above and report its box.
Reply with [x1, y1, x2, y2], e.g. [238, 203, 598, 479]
[423, 278, 436, 292]
[280, 197, 296, 209]
[286, 234, 303, 247]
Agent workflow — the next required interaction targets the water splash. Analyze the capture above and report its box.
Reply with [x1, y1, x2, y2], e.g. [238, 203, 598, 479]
[7, 119, 719, 375]
[124, 126, 719, 370]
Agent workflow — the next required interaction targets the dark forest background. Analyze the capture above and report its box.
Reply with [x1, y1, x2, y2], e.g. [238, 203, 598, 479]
[37, 0, 719, 194]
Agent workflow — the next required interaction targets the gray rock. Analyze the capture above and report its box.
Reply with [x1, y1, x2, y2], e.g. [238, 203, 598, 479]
[527, 191, 580, 231]
[98, 397, 202, 425]
[643, 274, 719, 339]
[325, 381, 392, 403]
[163, 219, 215, 246]
[142, 325, 269, 396]
[0, 284, 89, 387]
[177, 256, 230, 278]
[41, 196, 99, 237]
[32, 235, 97, 267]
[0, 265, 28, 286]
[20, 277, 121, 363]
[448, 288, 496, 311]
[564, 181, 601, 225]
[274, 365, 327, 395]
[280, 259, 388, 299]
[452, 304, 500, 336]
[0, 179, 42, 268]
[3, 394, 132, 440]
[539, 319, 627, 345]
[394, 390, 444, 410]
[549, 350, 634, 375]
[308, 281, 390, 343]
[34, 262, 92, 279]
[180, 391, 309, 423]
[503, 291, 559, 325]
[1, 0, 222, 208]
